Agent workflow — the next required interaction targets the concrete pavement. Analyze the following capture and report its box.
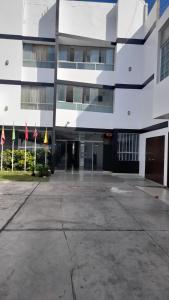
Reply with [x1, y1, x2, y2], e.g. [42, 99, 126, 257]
[1, 172, 169, 299]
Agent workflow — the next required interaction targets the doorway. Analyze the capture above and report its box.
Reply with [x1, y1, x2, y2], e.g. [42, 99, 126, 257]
[145, 136, 165, 185]
[55, 141, 79, 170]
[55, 140, 103, 171]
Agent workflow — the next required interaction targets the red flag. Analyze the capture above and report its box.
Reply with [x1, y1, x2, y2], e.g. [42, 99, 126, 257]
[25, 123, 29, 141]
[33, 128, 38, 139]
[1, 126, 5, 146]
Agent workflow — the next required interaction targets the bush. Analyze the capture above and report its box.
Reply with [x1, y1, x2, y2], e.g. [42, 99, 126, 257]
[0, 149, 51, 173]
[36, 164, 50, 177]
[0, 149, 34, 171]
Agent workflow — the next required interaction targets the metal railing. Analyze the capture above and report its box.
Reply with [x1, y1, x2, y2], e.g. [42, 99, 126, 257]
[21, 101, 113, 113]
[58, 61, 114, 71]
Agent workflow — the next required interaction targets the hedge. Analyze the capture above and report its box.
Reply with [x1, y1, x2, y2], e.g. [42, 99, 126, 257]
[0, 149, 48, 171]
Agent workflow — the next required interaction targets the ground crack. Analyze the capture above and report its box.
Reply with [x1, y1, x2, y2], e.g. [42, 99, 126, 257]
[62, 226, 77, 300]
[70, 268, 77, 300]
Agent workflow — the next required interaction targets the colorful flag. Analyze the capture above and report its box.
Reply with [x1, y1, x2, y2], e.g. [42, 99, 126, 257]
[44, 128, 48, 144]
[1, 126, 5, 146]
[33, 128, 38, 139]
[25, 123, 29, 141]
[12, 126, 15, 142]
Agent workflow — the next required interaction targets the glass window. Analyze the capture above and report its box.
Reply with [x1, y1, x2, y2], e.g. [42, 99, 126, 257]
[73, 87, 83, 103]
[66, 86, 73, 102]
[106, 49, 113, 65]
[23, 44, 33, 60]
[74, 47, 84, 62]
[58, 45, 115, 71]
[89, 49, 99, 63]
[59, 46, 68, 61]
[23, 43, 55, 68]
[83, 88, 90, 103]
[21, 86, 54, 110]
[90, 88, 99, 104]
[160, 23, 169, 81]
[57, 85, 66, 101]
[99, 49, 106, 63]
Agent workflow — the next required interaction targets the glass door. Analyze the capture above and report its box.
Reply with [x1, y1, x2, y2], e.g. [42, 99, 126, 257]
[93, 143, 103, 170]
[55, 141, 67, 170]
[84, 143, 93, 170]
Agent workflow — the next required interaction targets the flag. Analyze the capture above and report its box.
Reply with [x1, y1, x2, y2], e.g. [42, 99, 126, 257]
[12, 126, 15, 142]
[25, 123, 28, 141]
[1, 126, 5, 146]
[33, 128, 38, 139]
[44, 128, 48, 144]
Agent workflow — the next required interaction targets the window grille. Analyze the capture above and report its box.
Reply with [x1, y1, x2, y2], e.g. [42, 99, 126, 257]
[117, 133, 139, 161]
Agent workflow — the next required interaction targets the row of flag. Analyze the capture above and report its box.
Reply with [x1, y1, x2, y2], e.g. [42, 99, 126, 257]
[0, 125, 49, 171]
[1, 125, 48, 145]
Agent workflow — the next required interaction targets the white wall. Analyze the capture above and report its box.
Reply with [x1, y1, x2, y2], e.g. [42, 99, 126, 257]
[22, 67, 54, 83]
[0, 85, 53, 127]
[115, 44, 143, 84]
[58, 69, 115, 86]
[59, 0, 117, 41]
[139, 128, 168, 186]
[153, 7, 169, 119]
[0, 40, 22, 80]
[0, 0, 23, 35]
[117, 0, 145, 39]
[23, 0, 56, 38]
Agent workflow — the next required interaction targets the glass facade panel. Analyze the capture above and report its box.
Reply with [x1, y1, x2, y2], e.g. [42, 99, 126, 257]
[58, 45, 114, 71]
[21, 85, 113, 114]
[56, 84, 113, 113]
[160, 23, 169, 81]
[73, 87, 83, 103]
[23, 44, 114, 70]
[23, 43, 55, 68]
[21, 86, 54, 110]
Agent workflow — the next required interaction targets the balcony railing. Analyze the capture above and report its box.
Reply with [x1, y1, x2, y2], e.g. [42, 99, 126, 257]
[56, 101, 113, 113]
[58, 61, 114, 71]
[21, 101, 113, 113]
[23, 59, 114, 71]
[23, 60, 55, 68]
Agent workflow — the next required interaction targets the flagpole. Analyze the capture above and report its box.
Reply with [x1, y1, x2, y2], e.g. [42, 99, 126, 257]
[24, 138, 27, 172]
[1, 144, 3, 171]
[12, 140, 14, 172]
[45, 148, 47, 166]
[34, 136, 37, 170]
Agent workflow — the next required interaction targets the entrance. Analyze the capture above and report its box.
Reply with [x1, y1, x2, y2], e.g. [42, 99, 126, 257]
[145, 136, 165, 185]
[55, 140, 103, 171]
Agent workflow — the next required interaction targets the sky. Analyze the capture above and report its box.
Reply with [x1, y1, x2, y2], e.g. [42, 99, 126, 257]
[79, 0, 169, 16]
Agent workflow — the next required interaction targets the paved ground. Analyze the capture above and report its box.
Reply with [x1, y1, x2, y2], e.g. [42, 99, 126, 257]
[1, 172, 169, 299]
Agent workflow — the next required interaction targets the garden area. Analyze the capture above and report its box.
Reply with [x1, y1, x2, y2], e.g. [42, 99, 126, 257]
[0, 149, 51, 181]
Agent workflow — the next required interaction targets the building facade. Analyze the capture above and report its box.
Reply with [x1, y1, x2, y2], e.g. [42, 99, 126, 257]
[0, 0, 169, 184]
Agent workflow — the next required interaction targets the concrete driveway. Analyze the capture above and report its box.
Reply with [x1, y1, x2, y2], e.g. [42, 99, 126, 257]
[1, 172, 169, 299]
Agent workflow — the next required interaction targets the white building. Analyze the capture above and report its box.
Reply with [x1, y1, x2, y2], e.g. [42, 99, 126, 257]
[0, 0, 169, 184]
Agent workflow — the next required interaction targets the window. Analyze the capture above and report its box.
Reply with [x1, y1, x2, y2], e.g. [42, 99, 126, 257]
[57, 84, 113, 113]
[59, 45, 115, 71]
[73, 87, 83, 103]
[23, 43, 55, 68]
[117, 133, 139, 161]
[21, 86, 54, 110]
[160, 22, 169, 81]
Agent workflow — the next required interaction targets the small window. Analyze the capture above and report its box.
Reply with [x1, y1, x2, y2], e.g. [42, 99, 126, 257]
[66, 86, 73, 102]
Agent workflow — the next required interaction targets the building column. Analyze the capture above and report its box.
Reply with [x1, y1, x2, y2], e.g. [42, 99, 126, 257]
[51, 0, 60, 173]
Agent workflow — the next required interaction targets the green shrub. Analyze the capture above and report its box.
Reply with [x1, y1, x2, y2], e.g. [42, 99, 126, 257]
[0, 149, 51, 172]
[36, 164, 50, 177]
[0, 149, 34, 171]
